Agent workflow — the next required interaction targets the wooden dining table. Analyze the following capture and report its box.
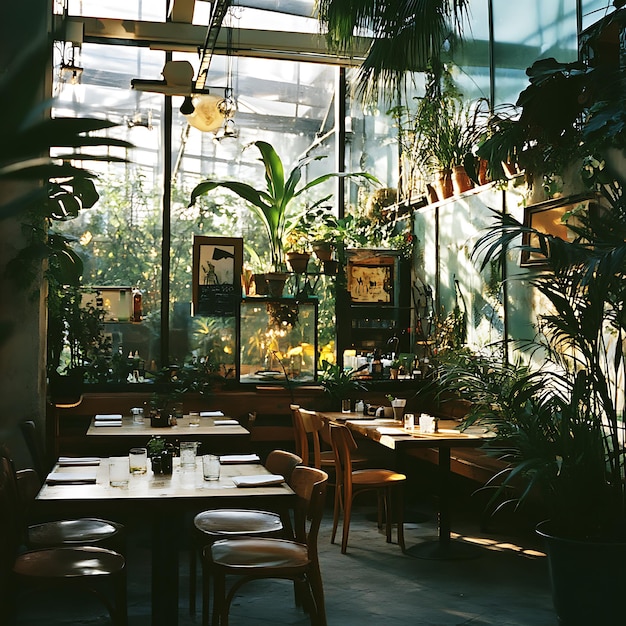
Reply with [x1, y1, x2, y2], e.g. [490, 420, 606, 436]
[320, 411, 487, 560]
[35, 455, 294, 626]
[85, 414, 251, 455]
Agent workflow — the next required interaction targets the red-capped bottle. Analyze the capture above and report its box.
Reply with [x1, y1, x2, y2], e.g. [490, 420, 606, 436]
[132, 289, 142, 322]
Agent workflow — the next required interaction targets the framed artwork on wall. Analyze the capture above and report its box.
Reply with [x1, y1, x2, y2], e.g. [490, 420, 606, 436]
[192, 236, 243, 316]
[521, 193, 593, 266]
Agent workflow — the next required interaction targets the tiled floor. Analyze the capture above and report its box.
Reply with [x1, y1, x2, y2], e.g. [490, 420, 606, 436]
[11, 480, 556, 626]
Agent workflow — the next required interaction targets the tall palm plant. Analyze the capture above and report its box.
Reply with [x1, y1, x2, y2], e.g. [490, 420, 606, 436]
[189, 140, 377, 272]
[317, 0, 470, 103]
[469, 183, 626, 537]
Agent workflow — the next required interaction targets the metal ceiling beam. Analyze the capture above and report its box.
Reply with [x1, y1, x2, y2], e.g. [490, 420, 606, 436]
[57, 15, 368, 66]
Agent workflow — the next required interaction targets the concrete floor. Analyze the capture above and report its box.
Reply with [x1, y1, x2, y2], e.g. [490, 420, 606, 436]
[11, 480, 557, 626]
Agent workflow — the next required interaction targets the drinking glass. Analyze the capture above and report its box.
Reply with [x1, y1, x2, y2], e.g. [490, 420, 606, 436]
[129, 447, 148, 474]
[202, 454, 220, 481]
[109, 457, 129, 487]
[180, 441, 199, 469]
[188, 411, 200, 427]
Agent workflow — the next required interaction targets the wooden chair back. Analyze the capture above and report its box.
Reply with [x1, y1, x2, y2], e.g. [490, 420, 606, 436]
[265, 449, 302, 483]
[329, 422, 359, 490]
[292, 406, 326, 469]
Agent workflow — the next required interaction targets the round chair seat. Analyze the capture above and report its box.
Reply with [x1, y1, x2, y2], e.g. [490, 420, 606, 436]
[194, 509, 282, 537]
[28, 518, 123, 547]
[210, 537, 309, 569]
[352, 468, 406, 488]
[14, 546, 125, 578]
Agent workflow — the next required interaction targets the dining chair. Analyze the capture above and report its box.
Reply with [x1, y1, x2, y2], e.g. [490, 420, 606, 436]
[205, 464, 329, 626]
[291, 406, 368, 470]
[0, 453, 127, 625]
[17, 420, 125, 553]
[329, 422, 406, 554]
[189, 449, 302, 618]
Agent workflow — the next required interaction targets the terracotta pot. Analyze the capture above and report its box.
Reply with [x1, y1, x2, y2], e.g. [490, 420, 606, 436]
[478, 158, 490, 185]
[264, 272, 289, 297]
[252, 273, 268, 296]
[312, 241, 334, 262]
[322, 259, 339, 275]
[433, 169, 453, 200]
[286, 251, 311, 274]
[452, 165, 474, 195]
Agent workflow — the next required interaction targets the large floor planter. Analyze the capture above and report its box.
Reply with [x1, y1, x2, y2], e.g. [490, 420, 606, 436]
[536, 520, 626, 625]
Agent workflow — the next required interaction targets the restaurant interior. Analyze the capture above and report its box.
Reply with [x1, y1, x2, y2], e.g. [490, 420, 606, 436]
[1, 1, 625, 625]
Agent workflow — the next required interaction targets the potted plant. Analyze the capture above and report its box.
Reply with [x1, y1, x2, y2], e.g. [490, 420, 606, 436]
[284, 224, 312, 274]
[319, 359, 367, 412]
[189, 141, 377, 296]
[460, 164, 626, 624]
[389, 359, 402, 379]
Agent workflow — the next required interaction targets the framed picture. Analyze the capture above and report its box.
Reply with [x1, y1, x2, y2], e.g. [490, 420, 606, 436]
[521, 194, 593, 266]
[347, 258, 395, 304]
[192, 236, 243, 316]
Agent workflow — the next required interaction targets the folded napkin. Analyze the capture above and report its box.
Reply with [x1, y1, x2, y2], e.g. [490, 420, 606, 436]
[93, 420, 122, 427]
[214, 419, 239, 426]
[200, 410, 225, 417]
[46, 469, 98, 485]
[219, 453, 261, 465]
[232, 474, 285, 488]
[58, 457, 101, 466]
[95, 414, 123, 421]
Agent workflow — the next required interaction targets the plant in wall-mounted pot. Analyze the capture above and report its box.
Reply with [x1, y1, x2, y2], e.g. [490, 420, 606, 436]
[189, 141, 378, 296]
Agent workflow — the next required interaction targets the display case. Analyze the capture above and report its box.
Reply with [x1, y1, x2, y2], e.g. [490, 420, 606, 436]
[239, 297, 318, 383]
[337, 249, 411, 360]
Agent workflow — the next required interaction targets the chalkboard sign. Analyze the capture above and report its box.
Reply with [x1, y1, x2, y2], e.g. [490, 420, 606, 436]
[192, 236, 243, 317]
[197, 283, 237, 316]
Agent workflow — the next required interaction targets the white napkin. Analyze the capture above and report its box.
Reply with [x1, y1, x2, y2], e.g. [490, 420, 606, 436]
[200, 410, 225, 417]
[219, 453, 261, 464]
[93, 420, 122, 427]
[95, 414, 123, 421]
[58, 457, 101, 466]
[214, 419, 239, 426]
[232, 474, 285, 488]
[46, 469, 98, 485]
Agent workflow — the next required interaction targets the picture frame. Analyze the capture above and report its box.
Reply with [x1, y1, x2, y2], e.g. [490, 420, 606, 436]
[520, 193, 593, 266]
[346, 250, 398, 304]
[192, 236, 243, 316]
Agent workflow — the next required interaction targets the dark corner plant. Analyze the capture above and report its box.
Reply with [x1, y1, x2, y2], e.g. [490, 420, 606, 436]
[0, 35, 131, 358]
[189, 140, 378, 273]
[462, 165, 626, 539]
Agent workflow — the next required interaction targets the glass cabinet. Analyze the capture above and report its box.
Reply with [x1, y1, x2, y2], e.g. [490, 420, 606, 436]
[239, 297, 318, 383]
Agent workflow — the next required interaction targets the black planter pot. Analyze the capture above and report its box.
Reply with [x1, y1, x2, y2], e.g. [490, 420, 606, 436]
[536, 520, 626, 625]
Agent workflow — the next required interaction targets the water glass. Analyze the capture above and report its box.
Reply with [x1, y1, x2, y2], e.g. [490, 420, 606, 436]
[109, 456, 129, 487]
[404, 413, 415, 431]
[180, 441, 198, 469]
[188, 411, 200, 427]
[129, 447, 148, 474]
[202, 454, 220, 481]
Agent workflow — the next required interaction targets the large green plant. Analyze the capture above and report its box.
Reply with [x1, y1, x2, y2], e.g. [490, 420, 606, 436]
[317, 0, 470, 103]
[466, 176, 626, 538]
[189, 140, 377, 272]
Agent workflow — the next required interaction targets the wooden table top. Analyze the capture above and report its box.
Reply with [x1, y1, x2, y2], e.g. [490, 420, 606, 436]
[37, 456, 292, 503]
[87, 415, 249, 437]
[319, 412, 487, 451]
